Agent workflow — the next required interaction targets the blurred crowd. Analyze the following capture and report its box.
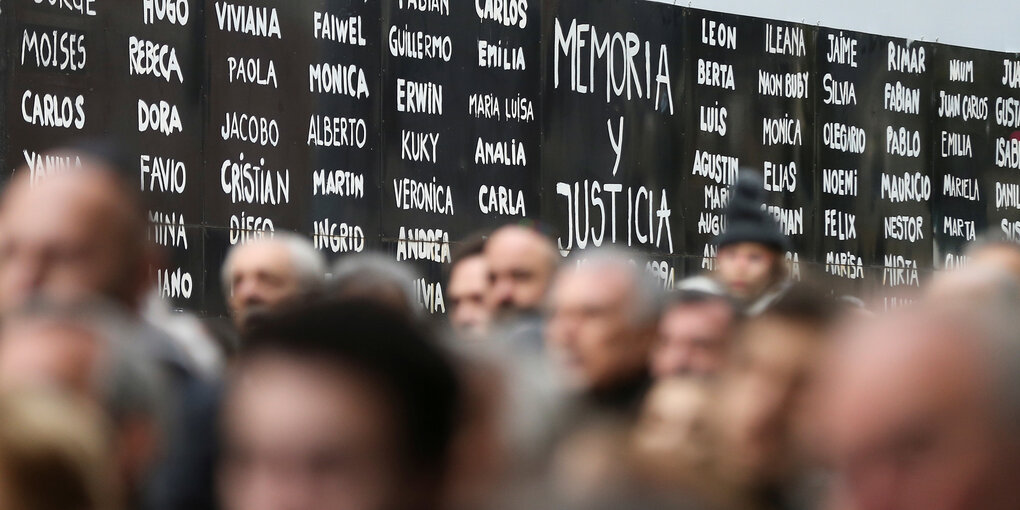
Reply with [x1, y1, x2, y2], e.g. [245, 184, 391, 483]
[0, 144, 1017, 510]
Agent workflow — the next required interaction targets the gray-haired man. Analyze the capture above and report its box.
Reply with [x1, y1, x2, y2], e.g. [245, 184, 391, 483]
[221, 233, 326, 329]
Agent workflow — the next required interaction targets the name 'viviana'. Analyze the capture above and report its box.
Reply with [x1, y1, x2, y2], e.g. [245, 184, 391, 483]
[215, 2, 281, 39]
[553, 18, 674, 113]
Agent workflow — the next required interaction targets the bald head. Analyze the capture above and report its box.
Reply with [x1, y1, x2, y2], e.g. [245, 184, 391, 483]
[819, 307, 1020, 510]
[965, 239, 1020, 283]
[926, 266, 1020, 307]
[0, 158, 152, 313]
[483, 225, 558, 317]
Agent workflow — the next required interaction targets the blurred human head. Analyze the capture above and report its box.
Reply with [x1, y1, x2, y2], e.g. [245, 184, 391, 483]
[447, 237, 492, 339]
[546, 248, 663, 397]
[222, 232, 326, 328]
[441, 343, 507, 510]
[484, 225, 558, 318]
[817, 304, 1020, 510]
[650, 291, 737, 379]
[712, 287, 837, 490]
[633, 378, 713, 476]
[0, 298, 168, 505]
[925, 265, 1020, 306]
[220, 298, 462, 510]
[0, 390, 117, 510]
[964, 235, 1020, 282]
[330, 252, 420, 317]
[0, 147, 154, 314]
[714, 242, 785, 302]
[712, 171, 790, 304]
[550, 415, 634, 509]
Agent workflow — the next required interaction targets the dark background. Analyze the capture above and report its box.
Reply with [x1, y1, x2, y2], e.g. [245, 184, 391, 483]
[2, 0, 1019, 316]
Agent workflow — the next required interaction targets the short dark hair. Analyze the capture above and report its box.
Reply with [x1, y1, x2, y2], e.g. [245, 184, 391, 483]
[450, 233, 488, 268]
[239, 297, 462, 476]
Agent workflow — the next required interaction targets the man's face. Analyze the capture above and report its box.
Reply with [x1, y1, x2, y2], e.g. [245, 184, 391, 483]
[221, 354, 406, 510]
[447, 256, 491, 338]
[651, 301, 733, 378]
[227, 243, 302, 327]
[634, 378, 711, 466]
[484, 228, 555, 317]
[0, 174, 138, 313]
[546, 267, 652, 392]
[820, 320, 1019, 510]
[714, 318, 819, 486]
[715, 243, 778, 301]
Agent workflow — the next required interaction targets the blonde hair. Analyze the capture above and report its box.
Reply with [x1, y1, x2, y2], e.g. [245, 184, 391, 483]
[0, 391, 117, 510]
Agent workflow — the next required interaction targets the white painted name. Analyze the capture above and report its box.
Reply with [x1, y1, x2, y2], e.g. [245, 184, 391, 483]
[938, 91, 987, 120]
[402, 130, 440, 163]
[942, 174, 980, 201]
[996, 137, 1020, 169]
[313, 170, 364, 197]
[392, 177, 454, 215]
[764, 23, 805, 56]
[942, 216, 976, 241]
[824, 209, 857, 240]
[21, 28, 86, 71]
[758, 70, 809, 98]
[476, 0, 528, 28]
[822, 122, 866, 153]
[307, 115, 368, 148]
[826, 32, 857, 67]
[940, 131, 972, 158]
[228, 57, 277, 88]
[478, 40, 526, 70]
[21, 90, 85, 129]
[701, 18, 736, 49]
[309, 63, 370, 97]
[396, 226, 450, 263]
[398, 78, 443, 115]
[219, 153, 290, 205]
[144, 0, 189, 25]
[138, 99, 182, 136]
[313, 219, 365, 254]
[884, 216, 925, 242]
[479, 185, 527, 216]
[692, 150, 739, 184]
[129, 37, 182, 83]
[887, 42, 926, 74]
[474, 138, 526, 166]
[881, 172, 930, 203]
[822, 168, 858, 196]
[388, 25, 452, 61]
[826, 251, 864, 279]
[313, 12, 365, 46]
[215, 2, 281, 38]
[995, 97, 1020, 128]
[140, 154, 186, 194]
[700, 102, 727, 136]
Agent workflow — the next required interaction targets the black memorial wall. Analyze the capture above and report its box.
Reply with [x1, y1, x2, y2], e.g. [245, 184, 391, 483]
[2, 0, 1019, 315]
